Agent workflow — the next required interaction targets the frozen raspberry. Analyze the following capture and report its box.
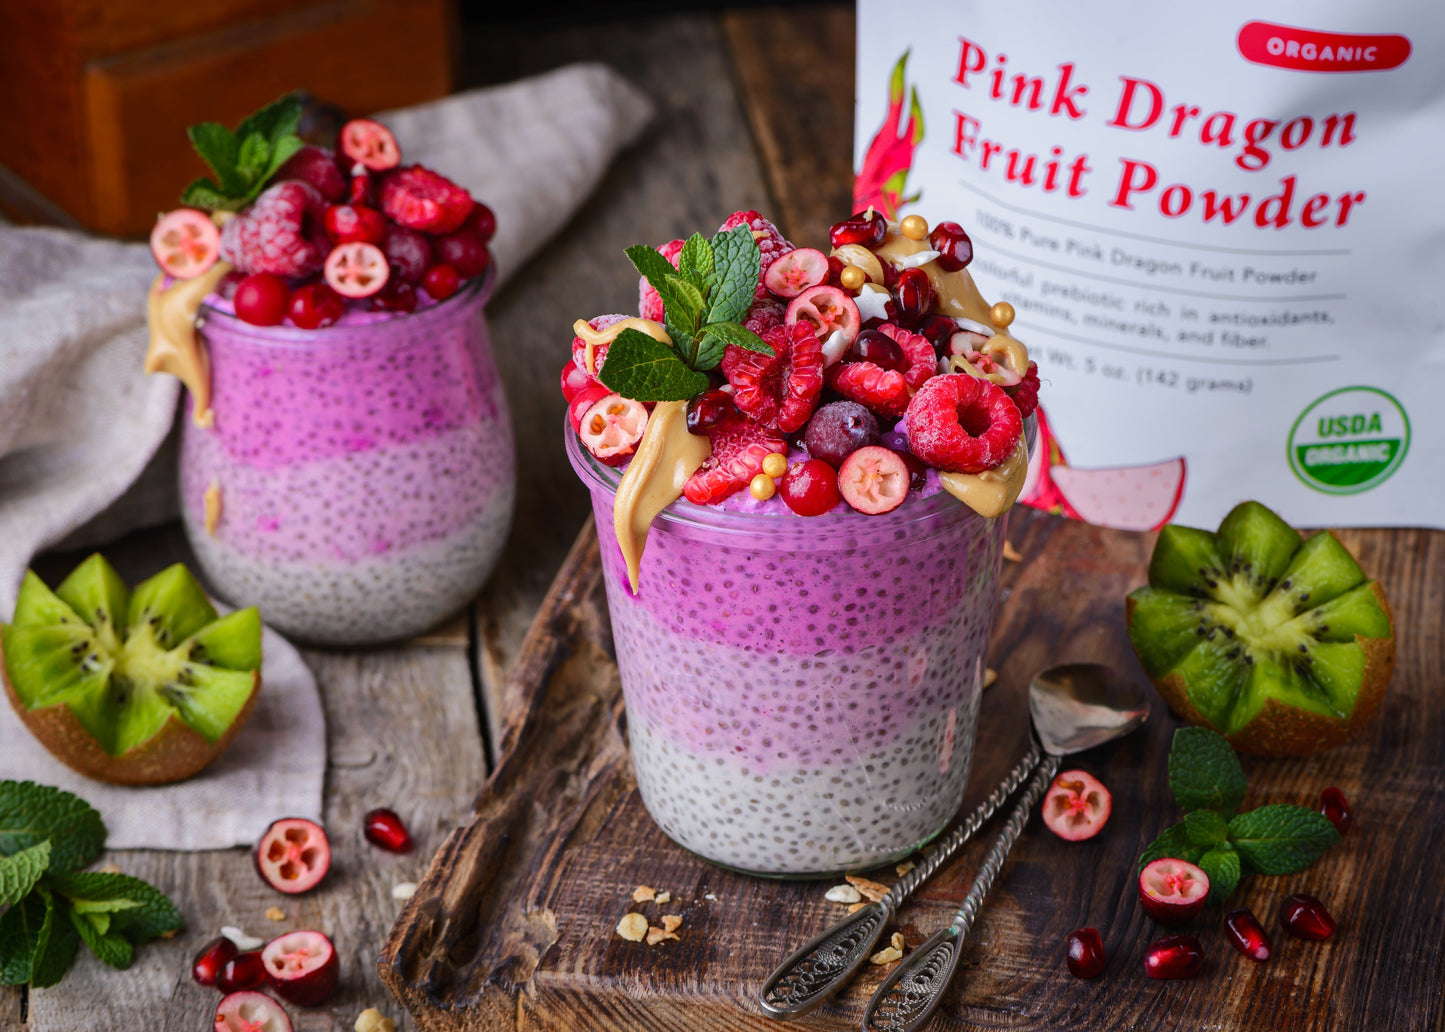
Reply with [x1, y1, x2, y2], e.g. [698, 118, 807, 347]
[219, 181, 327, 278]
[683, 411, 786, 505]
[380, 224, 432, 285]
[570, 314, 632, 379]
[1007, 362, 1041, 418]
[743, 296, 785, 336]
[825, 322, 934, 418]
[906, 373, 1024, 473]
[379, 165, 475, 234]
[638, 239, 684, 321]
[721, 321, 823, 432]
[718, 210, 794, 301]
[275, 145, 346, 202]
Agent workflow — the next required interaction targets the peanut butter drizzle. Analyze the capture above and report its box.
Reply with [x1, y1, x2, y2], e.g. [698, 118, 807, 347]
[144, 261, 232, 428]
[203, 478, 222, 535]
[873, 230, 998, 328]
[612, 400, 711, 594]
[572, 317, 670, 376]
[938, 437, 1030, 518]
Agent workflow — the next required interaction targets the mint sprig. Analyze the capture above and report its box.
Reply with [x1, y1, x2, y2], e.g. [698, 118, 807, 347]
[0, 781, 181, 989]
[598, 228, 774, 402]
[1138, 728, 1339, 903]
[179, 93, 305, 210]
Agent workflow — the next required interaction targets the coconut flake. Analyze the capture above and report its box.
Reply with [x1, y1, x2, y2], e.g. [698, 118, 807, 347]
[854, 285, 892, 322]
[895, 249, 941, 269]
[392, 882, 418, 901]
[221, 926, 264, 951]
[821, 329, 851, 367]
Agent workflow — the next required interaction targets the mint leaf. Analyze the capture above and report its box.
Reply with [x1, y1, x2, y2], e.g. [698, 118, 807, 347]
[0, 781, 105, 875]
[0, 840, 50, 907]
[0, 891, 44, 984]
[181, 94, 303, 208]
[235, 93, 301, 149]
[68, 908, 132, 970]
[179, 178, 234, 211]
[48, 872, 181, 943]
[1184, 809, 1229, 849]
[1197, 844, 1241, 903]
[677, 233, 715, 295]
[186, 122, 244, 195]
[704, 320, 773, 354]
[626, 245, 690, 318]
[236, 132, 271, 185]
[1169, 727, 1248, 815]
[1137, 822, 1205, 869]
[28, 889, 77, 989]
[665, 274, 706, 325]
[706, 226, 762, 325]
[1227, 805, 1340, 875]
[596, 328, 708, 402]
[694, 332, 726, 372]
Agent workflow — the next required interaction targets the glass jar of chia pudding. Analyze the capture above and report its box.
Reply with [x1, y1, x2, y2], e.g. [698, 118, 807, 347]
[566, 425, 1014, 878]
[179, 271, 514, 645]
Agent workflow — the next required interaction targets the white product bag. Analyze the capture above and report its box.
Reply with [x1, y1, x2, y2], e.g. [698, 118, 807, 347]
[855, 1, 1441, 530]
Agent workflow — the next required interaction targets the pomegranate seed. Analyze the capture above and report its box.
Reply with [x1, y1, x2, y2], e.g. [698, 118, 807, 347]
[1065, 927, 1105, 978]
[363, 808, 414, 853]
[825, 254, 847, 287]
[1143, 934, 1204, 979]
[844, 329, 910, 373]
[917, 314, 958, 354]
[893, 268, 935, 326]
[191, 936, 238, 986]
[829, 210, 887, 250]
[216, 950, 267, 993]
[1320, 786, 1352, 834]
[348, 169, 375, 205]
[1224, 908, 1272, 961]
[928, 221, 974, 271]
[685, 390, 735, 435]
[1279, 894, 1336, 940]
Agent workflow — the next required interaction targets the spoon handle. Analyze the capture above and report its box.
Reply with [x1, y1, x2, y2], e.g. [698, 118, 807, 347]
[860, 755, 1061, 1032]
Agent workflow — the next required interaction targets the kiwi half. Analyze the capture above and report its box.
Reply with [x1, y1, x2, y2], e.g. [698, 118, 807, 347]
[0, 555, 262, 785]
[1126, 501, 1394, 757]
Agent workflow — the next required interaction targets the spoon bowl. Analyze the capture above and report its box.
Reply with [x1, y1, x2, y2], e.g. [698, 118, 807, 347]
[1029, 662, 1151, 757]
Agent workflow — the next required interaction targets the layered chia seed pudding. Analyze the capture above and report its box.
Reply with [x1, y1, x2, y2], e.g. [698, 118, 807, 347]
[145, 97, 512, 643]
[560, 208, 1042, 876]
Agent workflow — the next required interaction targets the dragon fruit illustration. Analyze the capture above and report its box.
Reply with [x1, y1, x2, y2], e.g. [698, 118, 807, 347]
[1022, 406, 1186, 532]
[855, 51, 924, 219]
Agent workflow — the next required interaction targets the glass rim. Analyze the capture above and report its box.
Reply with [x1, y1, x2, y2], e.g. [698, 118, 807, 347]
[197, 263, 496, 346]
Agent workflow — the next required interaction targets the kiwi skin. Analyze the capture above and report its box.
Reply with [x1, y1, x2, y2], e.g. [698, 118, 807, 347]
[0, 641, 260, 785]
[1126, 579, 1394, 757]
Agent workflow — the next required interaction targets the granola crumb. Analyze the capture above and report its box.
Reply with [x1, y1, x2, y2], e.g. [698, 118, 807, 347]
[703, 892, 717, 901]
[654, 891, 671, 905]
[1003, 540, 1023, 562]
[97, 864, 121, 875]
[847, 902, 868, 914]
[982, 667, 998, 689]
[870, 946, 903, 965]
[662, 914, 683, 933]
[891, 932, 906, 951]
[632, 885, 657, 903]
[895, 861, 915, 876]
[646, 926, 680, 945]
[355, 1009, 396, 1032]
[391, 882, 418, 901]
[265, 906, 286, 921]
[825, 884, 862, 904]
[616, 913, 649, 941]
[845, 875, 888, 902]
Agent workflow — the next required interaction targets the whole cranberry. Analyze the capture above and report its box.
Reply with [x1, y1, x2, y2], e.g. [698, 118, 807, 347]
[288, 283, 345, 329]
[432, 230, 491, 278]
[323, 203, 386, 245]
[380, 225, 432, 285]
[370, 280, 417, 314]
[233, 273, 291, 326]
[464, 201, 497, 243]
[423, 263, 463, 301]
[779, 459, 842, 516]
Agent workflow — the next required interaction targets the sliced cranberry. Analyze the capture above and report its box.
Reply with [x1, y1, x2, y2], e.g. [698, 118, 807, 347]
[192, 935, 239, 986]
[763, 247, 829, 298]
[1041, 770, 1112, 841]
[844, 328, 910, 373]
[261, 930, 340, 1006]
[1143, 934, 1204, 979]
[1138, 858, 1210, 925]
[255, 818, 331, 894]
[287, 284, 345, 330]
[686, 390, 736, 435]
[1320, 786, 1351, 834]
[323, 242, 390, 299]
[829, 210, 887, 250]
[214, 990, 293, 1032]
[893, 268, 935, 326]
[464, 201, 497, 243]
[578, 395, 649, 466]
[363, 808, 414, 854]
[1224, 908, 1272, 961]
[217, 950, 267, 993]
[1279, 894, 1336, 940]
[150, 208, 220, 280]
[233, 274, 291, 327]
[837, 446, 910, 515]
[928, 221, 974, 272]
[568, 385, 612, 434]
[779, 458, 842, 516]
[1065, 927, 1105, 978]
[339, 118, 401, 171]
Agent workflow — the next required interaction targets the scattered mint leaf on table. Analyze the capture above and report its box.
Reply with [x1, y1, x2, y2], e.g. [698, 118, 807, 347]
[1183, 809, 1229, 850]
[0, 841, 51, 908]
[1197, 845, 1242, 903]
[48, 871, 181, 943]
[0, 780, 104, 875]
[1227, 805, 1340, 875]
[67, 908, 133, 970]
[1169, 726, 1248, 815]
[27, 888, 78, 990]
[1138, 822, 1198, 869]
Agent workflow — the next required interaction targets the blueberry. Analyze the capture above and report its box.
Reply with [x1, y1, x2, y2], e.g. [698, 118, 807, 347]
[804, 401, 880, 468]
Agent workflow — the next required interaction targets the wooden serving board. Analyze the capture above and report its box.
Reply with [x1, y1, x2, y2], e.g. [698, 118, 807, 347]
[379, 509, 1445, 1031]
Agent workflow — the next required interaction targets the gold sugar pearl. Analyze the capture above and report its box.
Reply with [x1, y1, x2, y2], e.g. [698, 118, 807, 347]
[839, 265, 867, 291]
[762, 452, 788, 478]
[989, 301, 1016, 329]
[750, 473, 777, 501]
[900, 214, 929, 240]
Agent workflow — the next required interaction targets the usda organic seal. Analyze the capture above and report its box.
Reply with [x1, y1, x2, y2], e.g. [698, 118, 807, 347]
[1288, 386, 1410, 495]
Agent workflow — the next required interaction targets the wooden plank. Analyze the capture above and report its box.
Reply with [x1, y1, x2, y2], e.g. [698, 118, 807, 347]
[382, 506, 1445, 1031]
[13, 523, 484, 1031]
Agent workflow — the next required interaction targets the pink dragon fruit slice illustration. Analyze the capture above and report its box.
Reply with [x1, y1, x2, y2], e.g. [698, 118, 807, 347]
[855, 51, 924, 219]
[1021, 406, 1186, 531]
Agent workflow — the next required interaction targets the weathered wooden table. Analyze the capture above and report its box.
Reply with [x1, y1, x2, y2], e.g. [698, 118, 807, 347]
[8, 6, 1444, 1031]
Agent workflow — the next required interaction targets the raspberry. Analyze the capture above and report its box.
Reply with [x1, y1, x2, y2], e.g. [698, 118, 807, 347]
[638, 239, 684, 321]
[219, 181, 327, 278]
[743, 297, 785, 336]
[1007, 362, 1041, 418]
[570, 314, 631, 378]
[275, 145, 346, 202]
[718, 210, 794, 302]
[379, 165, 475, 234]
[721, 321, 823, 432]
[906, 373, 1024, 474]
[825, 322, 934, 417]
[683, 411, 786, 505]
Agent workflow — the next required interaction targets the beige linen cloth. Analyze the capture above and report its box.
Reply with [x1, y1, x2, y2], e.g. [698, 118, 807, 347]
[0, 64, 654, 848]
